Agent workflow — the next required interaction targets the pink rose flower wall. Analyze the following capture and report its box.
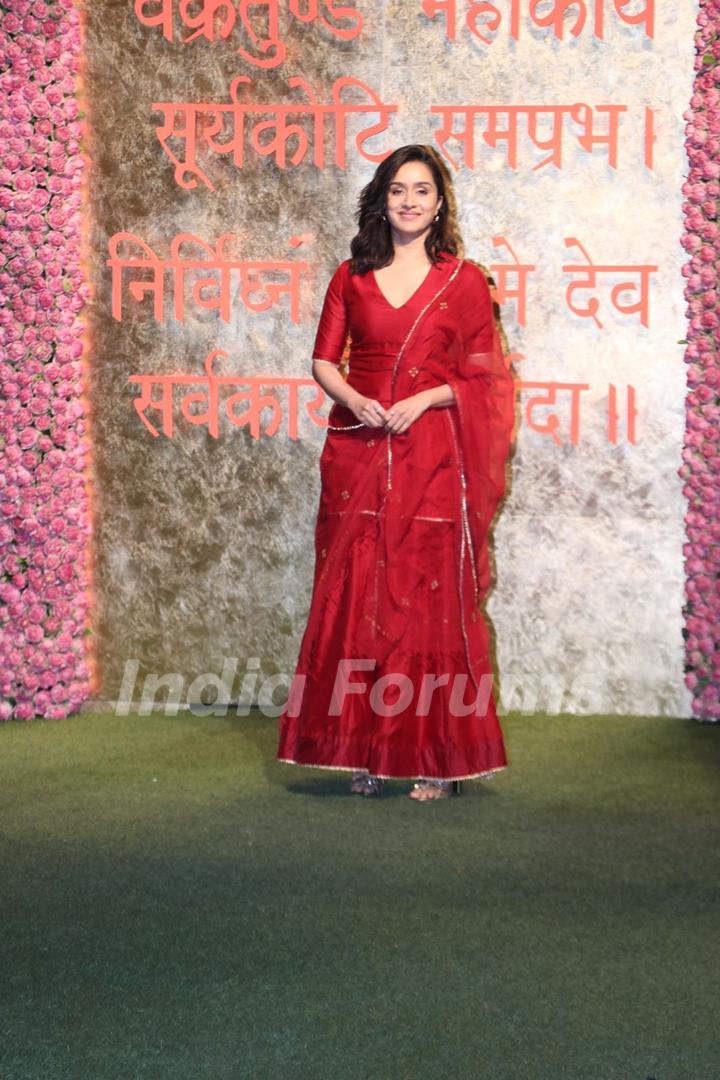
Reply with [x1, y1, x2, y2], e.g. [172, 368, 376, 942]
[0, 0, 93, 721]
[0, 0, 717, 720]
[681, 0, 720, 721]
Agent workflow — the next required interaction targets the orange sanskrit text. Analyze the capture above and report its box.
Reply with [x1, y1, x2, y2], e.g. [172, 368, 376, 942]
[489, 236, 537, 327]
[128, 359, 639, 445]
[517, 380, 638, 446]
[152, 76, 397, 190]
[135, 0, 362, 67]
[431, 101, 654, 171]
[561, 237, 657, 329]
[421, 0, 654, 45]
[107, 232, 309, 324]
[520, 380, 588, 446]
[128, 350, 329, 440]
[607, 383, 637, 444]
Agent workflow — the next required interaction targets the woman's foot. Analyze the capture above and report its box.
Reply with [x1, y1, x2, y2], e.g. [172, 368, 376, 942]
[408, 779, 462, 801]
[350, 771, 385, 796]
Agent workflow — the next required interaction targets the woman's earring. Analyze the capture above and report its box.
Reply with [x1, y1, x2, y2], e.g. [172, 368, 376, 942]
[433, 213, 440, 222]
[382, 214, 387, 221]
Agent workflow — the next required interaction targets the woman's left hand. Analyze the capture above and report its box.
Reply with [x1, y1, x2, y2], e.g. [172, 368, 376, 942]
[382, 393, 430, 435]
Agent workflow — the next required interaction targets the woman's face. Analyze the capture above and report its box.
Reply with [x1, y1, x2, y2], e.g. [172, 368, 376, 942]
[385, 161, 443, 242]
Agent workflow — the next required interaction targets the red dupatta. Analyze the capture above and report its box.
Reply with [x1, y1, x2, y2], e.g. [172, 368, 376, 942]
[415, 259, 516, 602]
[301, 257, 516, 686]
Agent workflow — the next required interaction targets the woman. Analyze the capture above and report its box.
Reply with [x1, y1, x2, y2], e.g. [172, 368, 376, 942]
[277, 144, 515, 801]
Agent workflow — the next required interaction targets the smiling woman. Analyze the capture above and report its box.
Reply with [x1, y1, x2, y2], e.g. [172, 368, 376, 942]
[374, 162, 444, 307]
[277, 145, 516, 802]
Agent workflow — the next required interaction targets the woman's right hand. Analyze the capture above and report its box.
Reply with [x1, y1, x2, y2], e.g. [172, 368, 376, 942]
[311, 362, 388, 429]
[346, 391, 388, 429]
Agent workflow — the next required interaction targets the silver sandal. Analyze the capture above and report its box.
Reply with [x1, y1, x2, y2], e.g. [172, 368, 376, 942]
[350, 771, 385, 797]
[409, 779, 463, 800]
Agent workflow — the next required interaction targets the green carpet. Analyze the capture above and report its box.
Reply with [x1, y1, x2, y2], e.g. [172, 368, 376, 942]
[0, 710, 718, 1080]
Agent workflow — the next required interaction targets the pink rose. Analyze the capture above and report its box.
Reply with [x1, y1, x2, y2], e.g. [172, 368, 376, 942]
[27, 604, 45, 624]
[17, 426, 38, 450]
[46, 208, 68, 229]
[29, 188, 49, 211]
[31, 93, 50, 117]
[13, 702, 35, 721]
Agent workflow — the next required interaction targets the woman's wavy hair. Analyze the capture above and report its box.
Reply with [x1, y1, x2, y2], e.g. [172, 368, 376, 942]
[349, 144, 462, 274]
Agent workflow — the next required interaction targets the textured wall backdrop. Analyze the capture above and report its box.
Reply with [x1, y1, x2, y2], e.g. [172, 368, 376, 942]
[84, 0, 696, 716]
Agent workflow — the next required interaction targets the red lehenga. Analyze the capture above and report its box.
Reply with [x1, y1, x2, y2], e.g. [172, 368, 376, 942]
[277, 252, 515, 780]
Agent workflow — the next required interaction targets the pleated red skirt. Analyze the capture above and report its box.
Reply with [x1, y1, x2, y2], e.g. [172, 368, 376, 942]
[277, 395, 508, 781]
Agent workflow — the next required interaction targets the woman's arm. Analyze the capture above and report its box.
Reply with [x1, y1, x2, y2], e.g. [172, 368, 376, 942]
[312, 360, 388, 428]
[413, 384, 456, 409]
[311, 360, 359, 409]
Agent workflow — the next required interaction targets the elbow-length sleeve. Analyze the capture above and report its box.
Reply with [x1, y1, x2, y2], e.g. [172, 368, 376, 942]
[312, 261, 349, 364]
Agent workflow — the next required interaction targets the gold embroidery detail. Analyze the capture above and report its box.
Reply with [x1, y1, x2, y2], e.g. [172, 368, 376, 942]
[327, 509, 378, 517]
[408, 367, 419, 377]
[327, 511, 452, 522]
[445, 408, 481, 694]
[363, 614, 391, 639]
[439, 302, 448, 310]
[387, 432, 392, 491]
[401, 598, 410, 607]
[368, 439, 375, 446]
[341, 489, 350, 499]
[430, 579, 439, 590]
[321, 548, 327, 557]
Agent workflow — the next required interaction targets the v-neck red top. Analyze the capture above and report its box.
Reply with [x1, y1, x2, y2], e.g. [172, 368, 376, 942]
[312, 254, 460, 408]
